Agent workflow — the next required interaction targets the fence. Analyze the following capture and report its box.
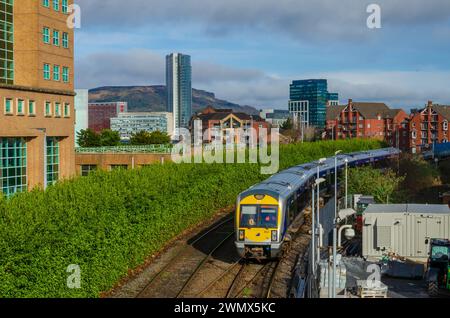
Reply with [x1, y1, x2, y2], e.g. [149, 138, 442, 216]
[75, 145, 173, 154]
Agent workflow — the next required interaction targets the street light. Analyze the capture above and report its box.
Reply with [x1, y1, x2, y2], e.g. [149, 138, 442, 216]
[332, 150, 342, 298]
[316, 158, 326, 265]
[344, 158, 349, 209]
[311, 177, 326, 278]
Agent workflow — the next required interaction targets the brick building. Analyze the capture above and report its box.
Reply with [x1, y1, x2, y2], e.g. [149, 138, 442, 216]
[190, 106, 269, 144]
[408, 101, 450, 154]
[88, 101, 128, 133]
[0, 0, 75, 196]
[325, 100, 409, 149]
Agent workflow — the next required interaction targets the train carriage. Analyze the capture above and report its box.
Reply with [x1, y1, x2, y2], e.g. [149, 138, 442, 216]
[235, 147, 400, 259]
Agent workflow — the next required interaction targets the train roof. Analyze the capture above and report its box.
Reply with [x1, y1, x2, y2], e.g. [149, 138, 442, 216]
[239, 147, 400, 200]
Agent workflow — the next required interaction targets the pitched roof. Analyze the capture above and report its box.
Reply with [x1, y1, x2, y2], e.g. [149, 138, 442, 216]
[326, 105, 345, 120]
[434, 105, 450, 120]
[351, 102, 390, 119]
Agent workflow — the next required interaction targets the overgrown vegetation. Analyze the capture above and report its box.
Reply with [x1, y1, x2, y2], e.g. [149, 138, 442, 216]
[0, 139, 383, 298]
[130, 130, 171, 145]
[77, 129, 121, 147]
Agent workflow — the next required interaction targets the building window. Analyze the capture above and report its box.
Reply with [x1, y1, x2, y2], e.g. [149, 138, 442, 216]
[53, 0, 59, 11]
[81, 165, 97, 177]
[444, 121, 448, 131]
[43, 27, 50, 44]
[54, 102, 61, 117]
[45, 101, 52, 116]
[62, 32, 69, 48]
[62, 66, 69, 83]
[43, 63, 50, 80]
[46, 137, 59, 186]
[64, 103, 70, 117]
[43, 0, 50, 7]
[61, 0, 68, 13]
[53, 30, 60, 46]
[53, 65, 60, 81]
[28, 100, 36, 116]
[4, 98, 13, 115]
[110, 165, 128, 171]
[412, 131, 417, 139]
[0, 138, 27, 197]
[17, 99, 24, 115]
[0, 0, 14, 85]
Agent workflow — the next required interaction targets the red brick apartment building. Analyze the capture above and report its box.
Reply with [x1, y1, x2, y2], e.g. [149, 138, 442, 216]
[88, 101, 128, 133]
[408, 101, 449, 154]
[190, 106, 269, 143]
[325, 99, 409, 149]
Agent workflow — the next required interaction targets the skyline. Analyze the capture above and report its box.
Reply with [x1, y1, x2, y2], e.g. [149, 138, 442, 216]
[74, 0, 450, 110]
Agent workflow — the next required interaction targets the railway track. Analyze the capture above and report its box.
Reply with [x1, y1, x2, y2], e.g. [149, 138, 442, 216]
[136, 217, 236, 298]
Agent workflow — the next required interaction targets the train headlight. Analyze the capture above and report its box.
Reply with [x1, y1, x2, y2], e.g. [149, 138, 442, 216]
[271, 230, 278, 242]
[239, 230, 245, 241]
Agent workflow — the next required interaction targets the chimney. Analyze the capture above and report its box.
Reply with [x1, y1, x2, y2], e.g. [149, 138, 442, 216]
[427, 100, 433, 108]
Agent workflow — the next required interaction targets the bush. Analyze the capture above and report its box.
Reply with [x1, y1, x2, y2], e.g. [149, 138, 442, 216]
[0, 139, 384, 297]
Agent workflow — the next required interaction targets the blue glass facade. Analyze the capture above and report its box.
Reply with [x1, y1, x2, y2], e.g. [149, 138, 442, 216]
[290, 79, 338, 129]
[166, 53, 192, 131]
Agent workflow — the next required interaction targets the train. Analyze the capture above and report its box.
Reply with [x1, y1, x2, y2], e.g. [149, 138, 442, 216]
[235, 147, 401, 259]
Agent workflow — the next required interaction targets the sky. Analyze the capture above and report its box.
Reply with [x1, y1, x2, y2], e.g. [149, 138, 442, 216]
[74, 0, 450, 110]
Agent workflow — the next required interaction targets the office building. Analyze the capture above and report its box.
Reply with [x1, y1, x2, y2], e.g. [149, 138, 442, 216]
[88, 101, 128, 133]
[0, 0, 75, 196]
[408, 101, 449, 154]
[166, 53, 192, 135]
[260, 109, 290, 127]
[289, 79, 338, 129]
[74, 89, 88, 146]
[325, 100, 409, 149]
[111, 112, 174, 141]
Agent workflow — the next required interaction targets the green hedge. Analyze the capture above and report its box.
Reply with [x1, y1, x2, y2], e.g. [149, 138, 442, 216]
[0, 139, 384, 298]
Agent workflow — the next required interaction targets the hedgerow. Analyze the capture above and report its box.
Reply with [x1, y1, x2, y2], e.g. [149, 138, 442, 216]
[0, 139, 383, 297]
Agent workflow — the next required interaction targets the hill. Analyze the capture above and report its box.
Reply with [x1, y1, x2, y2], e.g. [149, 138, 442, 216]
[88, 86, 259, 115]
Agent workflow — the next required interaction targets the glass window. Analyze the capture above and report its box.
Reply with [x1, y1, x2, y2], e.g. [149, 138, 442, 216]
[259, 206, 278, 228]
[81, 165, 97, 177]
[0, 138, 27, 197]
[17, 99, 24, 115]
[43, 27, 50, 44]
[53, 65, 60, 81]
[43, 0, 50, 7]
[431, 246, 449, 260]
[54, 103, 61, 117]
[43, 63, 50, 80]
[62, 67, 69, 83]
[53, 0, 59, 11]
[45, 101, 52, 116]
[110, 165, 128, 171]
[62, 32, 69, 48]
[240, 206, 258, 228]
[46, 137, 59, 186]
[4, 98, 12, 114]
[53, 30, 60, 46]
[62, 0, 68, 13]
[64, 103, 70, 117]
[0, 1, 14, 85]
[28, 100, 36, 116]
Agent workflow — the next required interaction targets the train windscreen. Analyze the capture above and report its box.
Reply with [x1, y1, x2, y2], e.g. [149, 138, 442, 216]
[240, 205, 278, 228]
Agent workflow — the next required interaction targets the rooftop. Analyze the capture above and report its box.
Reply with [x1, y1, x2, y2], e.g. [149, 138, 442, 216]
[365, 204, 450, 215]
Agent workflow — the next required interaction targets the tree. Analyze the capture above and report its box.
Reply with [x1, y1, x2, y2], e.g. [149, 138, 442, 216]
[398, 155, 440, 194]
[281, 117, 293, 130]
[130, 131, 170, 145]
[77, 129, 101, 148]
[347, 167, 405, 203]
[99, 129, 121, 146]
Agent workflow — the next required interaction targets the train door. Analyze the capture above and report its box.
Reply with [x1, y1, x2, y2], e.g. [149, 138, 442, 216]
[415, 216, 427, 258]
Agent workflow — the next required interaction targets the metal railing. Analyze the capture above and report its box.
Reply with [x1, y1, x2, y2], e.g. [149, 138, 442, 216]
[75, 144, 173, 154]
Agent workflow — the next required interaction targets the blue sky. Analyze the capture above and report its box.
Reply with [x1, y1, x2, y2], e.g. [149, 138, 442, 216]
[74, 0, 450, 110]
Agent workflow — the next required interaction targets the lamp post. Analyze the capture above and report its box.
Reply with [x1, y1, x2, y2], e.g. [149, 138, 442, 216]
[344, 158, 349, 209]
[312, 177, 326, 279]
[332, 150, 342, 298]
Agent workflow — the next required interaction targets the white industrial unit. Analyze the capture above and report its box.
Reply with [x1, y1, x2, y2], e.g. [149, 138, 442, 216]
[362, 204, 450, 261]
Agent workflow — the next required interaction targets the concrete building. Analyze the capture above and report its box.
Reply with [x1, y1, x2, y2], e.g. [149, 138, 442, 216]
[166, 53, 192, 135]
[325, 99, 409, 149]
[260, 109, 290, 127]
[289, 79, 339, 129]
[88, 101, 128, 133]
[0, 0, 75, 196]
[110, 112, 174, 141]
[408, 101, 450, 154]
[362, 204, 450, 261]
[74, 89, 88, 146]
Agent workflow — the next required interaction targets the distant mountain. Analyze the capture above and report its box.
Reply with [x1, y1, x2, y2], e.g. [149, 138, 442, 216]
[88, 86, 259, 115]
